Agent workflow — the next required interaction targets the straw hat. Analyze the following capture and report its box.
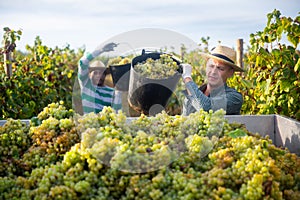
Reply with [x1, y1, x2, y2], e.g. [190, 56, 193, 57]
[89, 60, 107, 72]
[199, 45, 245, 72]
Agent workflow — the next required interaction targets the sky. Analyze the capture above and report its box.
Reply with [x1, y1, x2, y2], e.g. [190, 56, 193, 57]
[1, 0, 299, 53]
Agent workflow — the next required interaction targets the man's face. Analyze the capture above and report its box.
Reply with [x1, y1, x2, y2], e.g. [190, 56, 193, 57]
[90, 69, 106, 86]
[205, 58, 234, 88]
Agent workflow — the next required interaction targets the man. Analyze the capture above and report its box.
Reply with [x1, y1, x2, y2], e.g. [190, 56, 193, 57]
[78, 42, 122, 114]
[181, 45, 245, 115]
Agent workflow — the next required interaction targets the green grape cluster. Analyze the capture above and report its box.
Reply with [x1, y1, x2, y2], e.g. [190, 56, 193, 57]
[21, 102, 80, 171]
[75, 106, 127, 135]
[0, 119, 30, 156]
[29, 117, 79, 154]
[0, 119, 30, 176]
[35, 101, 74, 122]
[134, 54, 179, 79]
[108, 56, 132, 66]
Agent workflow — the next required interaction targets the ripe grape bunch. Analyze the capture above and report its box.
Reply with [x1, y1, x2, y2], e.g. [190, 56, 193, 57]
[0, 119, 30, 176]
[21, 101, 80, 171]
[108, 56, 132, 66]
[134, 54, 179, 79]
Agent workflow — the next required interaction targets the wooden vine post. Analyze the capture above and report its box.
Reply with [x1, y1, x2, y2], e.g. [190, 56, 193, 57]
[4, 51, 12, 78]
[236, 39, 244, 74]
[1, 27, 22, 78]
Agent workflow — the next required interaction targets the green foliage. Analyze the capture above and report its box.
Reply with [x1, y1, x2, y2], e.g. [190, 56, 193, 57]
[0, 27, 22, 54]
[0, 35, 83, 119]
[232, 9, 300, 120]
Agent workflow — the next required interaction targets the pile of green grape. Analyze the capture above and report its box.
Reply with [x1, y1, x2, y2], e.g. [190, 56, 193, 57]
[78, 108, 225, 174]
[134, 54, 179, 79]
[0, 103, 300, 200]
[0, 101, 80, 177]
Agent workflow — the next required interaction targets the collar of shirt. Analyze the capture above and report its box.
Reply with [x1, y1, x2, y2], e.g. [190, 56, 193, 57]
[199, 83, 228, 97]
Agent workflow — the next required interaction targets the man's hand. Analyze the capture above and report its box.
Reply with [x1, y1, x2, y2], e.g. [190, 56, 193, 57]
[102, 42, 118, 52]
[181, 63, 192, 80]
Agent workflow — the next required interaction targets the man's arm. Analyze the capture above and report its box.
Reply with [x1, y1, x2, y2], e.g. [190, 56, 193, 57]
[184, 81, 212, 112]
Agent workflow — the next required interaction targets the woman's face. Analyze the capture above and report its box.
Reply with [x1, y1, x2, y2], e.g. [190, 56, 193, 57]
[90, 69, 106, 86]
[206, 58, 234, 88]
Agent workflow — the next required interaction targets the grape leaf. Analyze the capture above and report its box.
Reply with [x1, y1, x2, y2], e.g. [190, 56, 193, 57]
[227, 129, 247, 138]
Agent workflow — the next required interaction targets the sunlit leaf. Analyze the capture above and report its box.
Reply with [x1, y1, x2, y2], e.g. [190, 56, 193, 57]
[227, 129, 247, 138]
[294, 58, 300, 72]
[241, 79, 253, 88]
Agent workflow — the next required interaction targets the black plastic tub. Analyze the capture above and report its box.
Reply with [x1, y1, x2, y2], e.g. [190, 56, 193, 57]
[109, 63, 131, 91]
[128, 52, 181, 116]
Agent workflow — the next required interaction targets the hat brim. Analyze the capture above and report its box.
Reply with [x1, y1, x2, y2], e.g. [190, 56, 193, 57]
[89, 67, 111, 74]
[199, 52, 245, 72]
